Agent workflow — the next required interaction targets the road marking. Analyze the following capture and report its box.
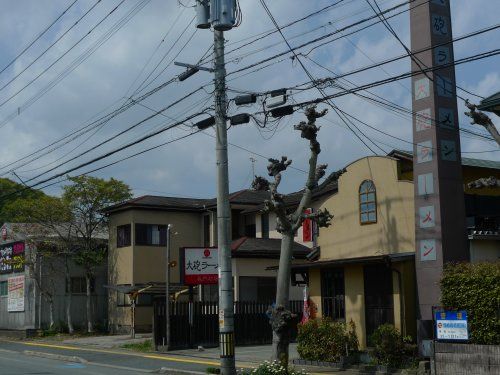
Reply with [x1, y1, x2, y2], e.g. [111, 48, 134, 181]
[143, 353, 218, 366]
[1, 340, 250, 368]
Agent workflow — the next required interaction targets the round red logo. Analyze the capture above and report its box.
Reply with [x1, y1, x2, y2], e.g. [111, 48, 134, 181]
[204, 249, 211, 257]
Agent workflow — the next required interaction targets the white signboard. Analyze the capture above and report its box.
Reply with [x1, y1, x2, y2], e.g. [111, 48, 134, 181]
[184, 248, 219, 285]
[8, 275, 25, 312]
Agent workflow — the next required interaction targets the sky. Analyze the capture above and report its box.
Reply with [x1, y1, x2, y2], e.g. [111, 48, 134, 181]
[0, 0, 498, 199]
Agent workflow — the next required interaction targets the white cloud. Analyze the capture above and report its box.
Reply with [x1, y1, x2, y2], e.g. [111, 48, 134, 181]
[0, 0, 498, 200]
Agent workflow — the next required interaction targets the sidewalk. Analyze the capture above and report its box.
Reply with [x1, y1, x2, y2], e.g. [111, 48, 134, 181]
[47, 333, 296, 364]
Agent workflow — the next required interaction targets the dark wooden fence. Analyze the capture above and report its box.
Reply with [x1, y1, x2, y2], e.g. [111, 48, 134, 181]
[432, 342, 500, 375]
[154, 298, 303, 349]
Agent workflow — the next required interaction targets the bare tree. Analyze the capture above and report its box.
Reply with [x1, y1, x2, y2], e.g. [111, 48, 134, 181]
[464, 100, 500, 146]
[464, 100, 500, 190]
[253, 106, 336, 366]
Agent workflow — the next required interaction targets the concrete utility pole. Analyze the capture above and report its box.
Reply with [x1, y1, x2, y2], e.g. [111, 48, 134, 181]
[214, 28, 236, 374]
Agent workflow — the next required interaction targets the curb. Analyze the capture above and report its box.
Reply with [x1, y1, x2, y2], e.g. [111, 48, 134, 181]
[151, 367, 206, 375]
[23, 350, 88, 364]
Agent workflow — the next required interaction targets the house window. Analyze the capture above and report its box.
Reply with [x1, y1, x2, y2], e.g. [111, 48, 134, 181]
[117, 291, 130, 307]
[261, 213, 269, 239]
[0, 281, 7, 296]
[203, 215, 211, 247]
[117, 224, 131, 248]
[239, 276, 276, 302]
[67, 277, 95, 294]
[359, 180, 377, 224]
[321, 268, 345, 320]
[135, 224, 167, 246]
[138, 294, 153, 306]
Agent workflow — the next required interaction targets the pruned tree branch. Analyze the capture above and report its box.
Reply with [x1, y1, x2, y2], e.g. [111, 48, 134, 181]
[467, 176, 500, 189]
[465, 100, 500, 146]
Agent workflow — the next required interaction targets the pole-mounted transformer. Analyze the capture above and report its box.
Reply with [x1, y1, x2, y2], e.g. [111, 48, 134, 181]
[195, 0, 210, 29]
[196, 0, 237, 31]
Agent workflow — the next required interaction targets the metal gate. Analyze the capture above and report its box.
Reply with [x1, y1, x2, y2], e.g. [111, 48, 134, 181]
[154, 298, 303, 349]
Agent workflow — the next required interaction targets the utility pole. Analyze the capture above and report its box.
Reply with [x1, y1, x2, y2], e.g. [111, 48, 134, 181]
[177, 2, 238, 372]
[214, 28, 236, 374]
[250, 157, 256, 179]
[165, 224, 171, 350]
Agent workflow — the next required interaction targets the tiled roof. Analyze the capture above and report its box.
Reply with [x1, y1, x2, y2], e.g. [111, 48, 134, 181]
[388, 149, 500, 170]
[231, 237, 310, 259]
[103, 195, 213, 213]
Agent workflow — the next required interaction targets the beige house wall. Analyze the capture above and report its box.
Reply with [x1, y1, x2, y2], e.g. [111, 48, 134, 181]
[309, 262, 415, 349]
[231, 258, 303, 301]
[317, 156, 414, 260]
[108, 209, 204, 332]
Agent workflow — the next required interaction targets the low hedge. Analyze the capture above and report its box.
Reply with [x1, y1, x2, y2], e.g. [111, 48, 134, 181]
[440, 262, 500, 345]
[370, 324, 417, 369]
[297, 318, 358, 362]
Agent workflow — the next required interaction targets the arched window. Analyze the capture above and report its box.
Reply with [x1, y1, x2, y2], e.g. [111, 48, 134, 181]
[359, 180, 377, 224]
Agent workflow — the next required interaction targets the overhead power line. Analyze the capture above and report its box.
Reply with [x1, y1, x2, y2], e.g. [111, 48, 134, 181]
[259, 0, 384, 154]
[0, 0, 116, 107]
[0, 0, 150, 129]
[0, 0, 79, 77]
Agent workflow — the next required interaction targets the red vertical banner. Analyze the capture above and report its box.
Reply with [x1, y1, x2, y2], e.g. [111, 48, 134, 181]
[302, 208, 312, 242]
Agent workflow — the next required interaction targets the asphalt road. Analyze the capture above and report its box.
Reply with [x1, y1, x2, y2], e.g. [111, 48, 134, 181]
[0, 340, 215, 374]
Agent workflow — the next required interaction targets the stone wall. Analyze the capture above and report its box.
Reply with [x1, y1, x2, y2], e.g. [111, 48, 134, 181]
[432, 342, 500, 375]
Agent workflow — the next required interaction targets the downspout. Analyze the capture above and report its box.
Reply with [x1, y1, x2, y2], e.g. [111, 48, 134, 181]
[392, 267, 406, 336]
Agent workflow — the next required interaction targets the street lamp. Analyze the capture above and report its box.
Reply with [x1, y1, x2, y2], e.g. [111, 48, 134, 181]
[477, 91, 500, 116]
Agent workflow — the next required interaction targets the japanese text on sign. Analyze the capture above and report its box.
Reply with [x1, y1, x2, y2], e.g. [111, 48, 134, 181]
[184, 248, 219, 285]
[435, 310, 469, 341]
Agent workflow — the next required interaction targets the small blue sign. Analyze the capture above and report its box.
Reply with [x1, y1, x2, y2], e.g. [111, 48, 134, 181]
[434, 310, 468, 341]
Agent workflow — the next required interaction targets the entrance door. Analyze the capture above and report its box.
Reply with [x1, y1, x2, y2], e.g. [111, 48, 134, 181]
[364, 264, 394, 343]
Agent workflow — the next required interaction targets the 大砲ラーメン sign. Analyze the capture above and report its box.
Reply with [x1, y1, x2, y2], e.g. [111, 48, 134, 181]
[435, 310, 469, 341]
[0, 242, 25, 274]
[183, 248, 218, 285]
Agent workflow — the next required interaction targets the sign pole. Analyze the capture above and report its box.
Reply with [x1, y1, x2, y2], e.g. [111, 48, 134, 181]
[165, 224, 171, 350]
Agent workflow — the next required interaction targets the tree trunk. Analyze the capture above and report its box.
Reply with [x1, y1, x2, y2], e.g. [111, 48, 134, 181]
[48, 298, 55, 330]
[65, 260, 74, 334]
[86, 274, 93, 333]
[271, 231, 295, 366]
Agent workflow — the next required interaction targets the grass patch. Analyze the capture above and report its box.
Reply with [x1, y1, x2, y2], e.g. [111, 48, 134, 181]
[121, 339, 154, 352]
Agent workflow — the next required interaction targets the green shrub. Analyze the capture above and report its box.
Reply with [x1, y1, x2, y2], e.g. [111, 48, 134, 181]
[440, 262, 500, 345]
[370, 324, 417, 369]
[206, 367, 221, 374]
[238, 361, 307, 375]
[297, 318, 359, 362]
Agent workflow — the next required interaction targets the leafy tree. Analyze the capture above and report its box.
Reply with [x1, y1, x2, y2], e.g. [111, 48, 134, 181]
[62, 175, 132, 332]
[253, 106, 336, 366]
[5, 196, 77, 332]
[5, 175, 131, 333]
[0, 177, 45, 224]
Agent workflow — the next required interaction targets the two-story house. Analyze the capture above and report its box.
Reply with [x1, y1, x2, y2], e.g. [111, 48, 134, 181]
[104, 188, 332, 333]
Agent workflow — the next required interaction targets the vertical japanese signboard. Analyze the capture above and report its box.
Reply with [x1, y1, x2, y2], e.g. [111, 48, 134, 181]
[183, 248, 219, 285]
[410, 0, 468, 348]
[8, 275, 25, 312]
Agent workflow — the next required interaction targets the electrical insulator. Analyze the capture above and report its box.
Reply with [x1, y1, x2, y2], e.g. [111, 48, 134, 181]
[210, 0, 236, 31]
[196, 0, 211, 29]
